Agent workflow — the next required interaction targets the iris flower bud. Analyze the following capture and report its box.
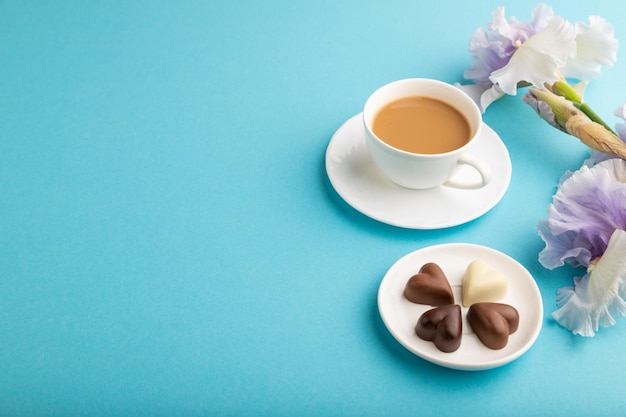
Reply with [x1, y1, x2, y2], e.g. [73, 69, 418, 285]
[524, 87, 626, 159]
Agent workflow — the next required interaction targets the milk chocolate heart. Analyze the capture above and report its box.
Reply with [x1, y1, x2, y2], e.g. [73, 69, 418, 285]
[462, 260, 508, 307]
[467, 302, 519, 350]
[404, 263, 454, 306]
[415, 304, 462, 353]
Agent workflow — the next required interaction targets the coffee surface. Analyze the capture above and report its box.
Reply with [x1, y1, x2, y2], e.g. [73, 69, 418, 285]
[372, 96, 470, 154]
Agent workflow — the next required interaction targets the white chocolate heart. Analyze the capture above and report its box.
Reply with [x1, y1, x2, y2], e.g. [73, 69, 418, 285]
[462, 260, 508, 307]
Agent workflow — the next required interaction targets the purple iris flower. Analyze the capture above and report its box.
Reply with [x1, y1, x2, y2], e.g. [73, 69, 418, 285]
[538, 158, 626, 269]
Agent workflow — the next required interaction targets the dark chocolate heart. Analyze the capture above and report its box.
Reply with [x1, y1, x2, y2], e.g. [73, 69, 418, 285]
[415, 304, 462, 353]
[467, 302, 519, 350]
[404, 263, 454, 306]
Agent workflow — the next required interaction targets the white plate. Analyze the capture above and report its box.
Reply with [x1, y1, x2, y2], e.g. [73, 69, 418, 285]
[325, 113, 511, 229]
[377, 244, 543, 371]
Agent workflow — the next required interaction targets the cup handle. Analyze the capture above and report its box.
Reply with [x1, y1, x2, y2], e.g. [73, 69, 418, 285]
[443, 155, 492, 189]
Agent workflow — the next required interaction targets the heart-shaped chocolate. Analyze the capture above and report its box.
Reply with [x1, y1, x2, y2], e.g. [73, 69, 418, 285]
[467, 302, 519, 350]
[462, 260, 508, 307]
[404, 263, 454, 306]
[415, 304, 462, 353]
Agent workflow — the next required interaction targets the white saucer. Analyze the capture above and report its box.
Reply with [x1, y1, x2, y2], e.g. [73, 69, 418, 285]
[377, 244, 543, 371]
[325, 113, 511, 229]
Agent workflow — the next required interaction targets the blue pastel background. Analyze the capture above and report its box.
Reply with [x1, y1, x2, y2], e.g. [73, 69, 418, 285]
[1, 1, 624, 415]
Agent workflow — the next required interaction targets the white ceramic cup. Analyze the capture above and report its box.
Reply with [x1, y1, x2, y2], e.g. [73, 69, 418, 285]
[363, 78, 492, 190]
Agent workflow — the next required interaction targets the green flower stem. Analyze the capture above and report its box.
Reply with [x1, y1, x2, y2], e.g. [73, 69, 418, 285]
[553, 80, 616, 134]
[577, 102, 615, 133]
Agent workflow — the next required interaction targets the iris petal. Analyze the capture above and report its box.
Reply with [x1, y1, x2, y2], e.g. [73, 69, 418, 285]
[490, 16, 576, 95]
[538, 158, 626, 269]
[529, 3, 555, 30]
[552, 229, 626, 336]
[562, 16, 618, 81]
[614, 103, 626, 141]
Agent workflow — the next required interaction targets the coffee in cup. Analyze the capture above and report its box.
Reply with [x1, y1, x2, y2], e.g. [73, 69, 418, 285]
[373, 96, 471, 154]
[363, 78, 491, 190]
